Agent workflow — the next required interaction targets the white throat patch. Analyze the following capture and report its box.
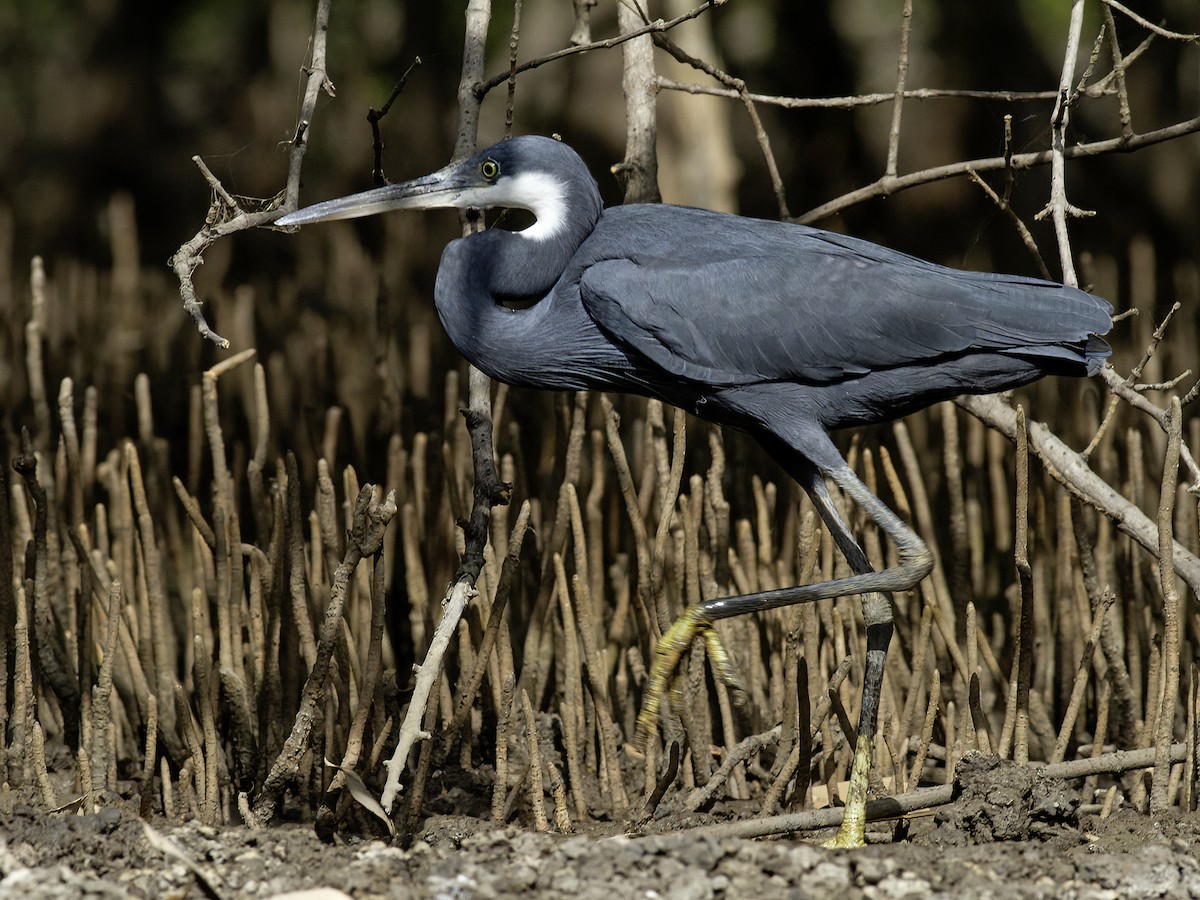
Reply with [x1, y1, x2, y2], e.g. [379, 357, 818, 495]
[497, 171, 569, 242]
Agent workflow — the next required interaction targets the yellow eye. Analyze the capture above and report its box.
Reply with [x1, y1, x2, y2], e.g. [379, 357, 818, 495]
[481, 159, 500, 179]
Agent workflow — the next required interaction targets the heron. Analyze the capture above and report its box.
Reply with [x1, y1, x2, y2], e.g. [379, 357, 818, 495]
[276, 135, 1112, 847]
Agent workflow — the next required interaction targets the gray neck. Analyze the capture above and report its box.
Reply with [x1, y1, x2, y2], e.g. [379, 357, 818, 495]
[433, 195, 634, 391]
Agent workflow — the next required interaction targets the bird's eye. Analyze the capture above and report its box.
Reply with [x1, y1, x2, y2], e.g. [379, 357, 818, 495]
[481, 159, 500, 179]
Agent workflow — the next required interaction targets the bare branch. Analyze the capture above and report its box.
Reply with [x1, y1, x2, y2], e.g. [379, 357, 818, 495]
[795, 115, 1200, 224]
[379, 0, 510, 817]
[956, 393, 1200, 599]
[1034, 0, 1092, 287]
[1101, 0, 1200, 42]
[652, 34, 789, 218]
[966, 169, 1052, 279]
[570, 0, 597, 45]
[885, 0, 914, 179]
[474, 0, 723, 98]
[659, 80, 1074, 108]
[614, 0, 661, 203]
[171, 0, 335, 347]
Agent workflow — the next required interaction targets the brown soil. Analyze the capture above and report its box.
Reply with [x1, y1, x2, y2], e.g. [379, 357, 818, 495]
[4, 758, 1200, 900]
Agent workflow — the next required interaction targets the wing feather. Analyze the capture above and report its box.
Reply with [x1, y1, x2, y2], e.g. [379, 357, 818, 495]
[577, 209, 1111, 386]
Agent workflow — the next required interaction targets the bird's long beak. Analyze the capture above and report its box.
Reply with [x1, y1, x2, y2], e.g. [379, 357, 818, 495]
[275, 163, 476, 226]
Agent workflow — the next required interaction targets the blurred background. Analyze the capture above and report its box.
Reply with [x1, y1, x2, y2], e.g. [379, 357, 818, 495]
[4, 0, 1198, 272]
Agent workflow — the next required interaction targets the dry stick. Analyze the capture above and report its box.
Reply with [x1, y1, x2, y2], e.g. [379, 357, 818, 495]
[570, 574, 629, 810]
[759, 656, 853, 813]
[1013, 406, 1034, 766]
[885, 0, 913, 179]
[380, 505, 490, 801]
[0, 461, 14, 782]
[13, 434, 81, 746]
[552, 552, 587, 820]
[1034, 0, 1092, 286]
[657, 80, 1081, 108]
[58, 377, 84, 528]
[520, 688, 549, 831]
[892, 422, 955, 635]
[256, 487, 396, 823]
[1087, 303, 1185, 466]
[651, 34, 789, 218]
[126, 444, 177, 748]
[612, 0, 661, 204]
[1152, 397, 1183, 812]
[685, 725, 781, 813]
[797, 116, 1200, 225]
[474, 0, 722, 97]
[602, 396, 659, 635]
[316, 543, 391, 835]
[909, 670, 941, 791]
[1100, 366, 1200, 490]
[1188, 663, 1199, 812]
[699, 741, 1190, 843]
[546, 755, 572, 832]
[160, 756, 174, 821]
[943, 403, 972, 614]
[191, 623, 219, 825]
[436, 502, 531, 766]
[380, 0, 509, 818]
[1051, 589, 1118, 763]
[1099, 3, 1133, 141]
[967, 162, 1053, 281]
[11, 587, 32, 784]
[140, 694, 158, 818]
[172, 477, 216, 549]
[650, 410, 687, 608]
[503, 0, 522, 139]
[517, 396, 586, 703]
[172, 0, 334, 346]
[569, 0, 595, 44]
[492, 674, 516, 822]
[90, 579, 123, 797]
[900, 605, 934, 765]
[284, 456, 318, 671]
[1101, 0, 1200, 42]
[25, 258, 51, 447]
[966, 637, 992, 755]
[404, 674, 444, 837]
[1070, 495, 1138, 744]
[955, 394, 1200, 599]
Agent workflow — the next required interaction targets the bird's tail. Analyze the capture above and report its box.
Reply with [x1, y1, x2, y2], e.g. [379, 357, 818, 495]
[1082, 334, 1111, 376]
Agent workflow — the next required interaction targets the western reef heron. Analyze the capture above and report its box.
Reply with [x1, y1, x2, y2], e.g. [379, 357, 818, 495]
[277, 135, 1112, 847]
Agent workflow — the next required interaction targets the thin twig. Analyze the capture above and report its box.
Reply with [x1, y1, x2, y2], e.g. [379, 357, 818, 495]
[368, 57, 423, 186]
[1033, 0, 1093, 285]
[171, 0, 335, 346]
[474, 0, 724, 97]
[797, 116, 1200, 224]
[1101, 0, 1200, 42]
[1152, 398, 1183, 812]
[652, 34, 789, 218]
[885, 0, 914, 179]
[956, 393, 1200, 599]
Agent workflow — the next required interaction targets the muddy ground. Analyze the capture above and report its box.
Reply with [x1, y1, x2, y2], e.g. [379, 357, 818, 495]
[3, 755, 1199, 899]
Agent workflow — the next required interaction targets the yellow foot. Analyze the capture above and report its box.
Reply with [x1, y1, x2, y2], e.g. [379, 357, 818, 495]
[636, 608, 746, 743]
[821, 820, 866, 850]
[820, 734, 873, 849]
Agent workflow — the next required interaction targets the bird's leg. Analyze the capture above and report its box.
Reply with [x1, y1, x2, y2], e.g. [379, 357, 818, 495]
[804, 472, 893, 850]
[638, 461, 931, 847]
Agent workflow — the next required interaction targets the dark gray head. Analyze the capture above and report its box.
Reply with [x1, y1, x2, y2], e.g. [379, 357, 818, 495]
[276, 135, 602, 242]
